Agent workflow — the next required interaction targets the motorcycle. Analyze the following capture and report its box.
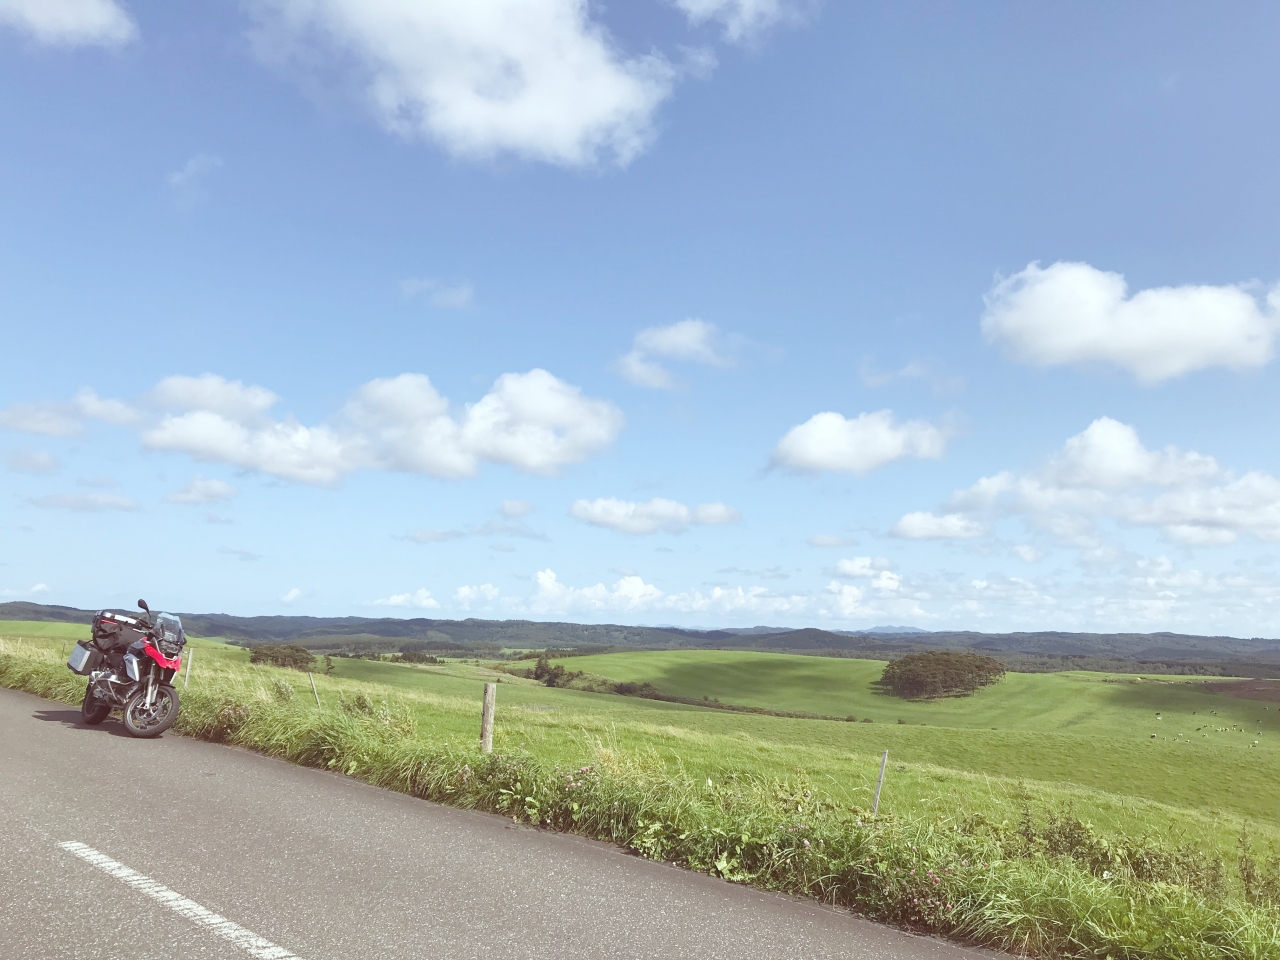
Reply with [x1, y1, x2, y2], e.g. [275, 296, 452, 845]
[67, 599, 187, 738]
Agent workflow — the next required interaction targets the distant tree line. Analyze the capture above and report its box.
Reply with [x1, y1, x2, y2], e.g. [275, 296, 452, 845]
[878, 651, 1005, 699]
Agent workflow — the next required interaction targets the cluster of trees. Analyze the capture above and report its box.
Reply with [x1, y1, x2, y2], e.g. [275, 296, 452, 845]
[393, 651, 443, 664]
[249, 644, 316, 671]
[530, 653, 583, 688]
[878, 651, 1006, 699]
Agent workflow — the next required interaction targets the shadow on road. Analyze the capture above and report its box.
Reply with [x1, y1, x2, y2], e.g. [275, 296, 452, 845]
[31, 708, 136, 739]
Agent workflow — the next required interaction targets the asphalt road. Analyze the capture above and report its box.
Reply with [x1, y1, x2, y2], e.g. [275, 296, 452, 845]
[0, 687, 994, 960]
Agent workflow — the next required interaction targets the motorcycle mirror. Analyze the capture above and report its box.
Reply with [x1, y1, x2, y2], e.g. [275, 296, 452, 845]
[138, 599, 150, 613]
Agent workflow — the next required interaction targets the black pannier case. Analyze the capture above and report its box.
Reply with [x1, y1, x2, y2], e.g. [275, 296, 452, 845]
[91, 609, 148, 653]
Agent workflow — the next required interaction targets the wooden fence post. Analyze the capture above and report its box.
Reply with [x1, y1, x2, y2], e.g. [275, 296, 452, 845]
[183, 650, 194, 688]
[873, 750, 888, 815]
[480, 682, 496, 753]
[308, 672, 322, 709]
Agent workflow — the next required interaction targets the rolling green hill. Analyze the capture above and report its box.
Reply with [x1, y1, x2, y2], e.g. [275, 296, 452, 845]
[549, 649, 1279, 826]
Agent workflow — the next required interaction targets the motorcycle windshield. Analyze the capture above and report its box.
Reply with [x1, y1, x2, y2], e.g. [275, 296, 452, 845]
[154, 614, 186, 654]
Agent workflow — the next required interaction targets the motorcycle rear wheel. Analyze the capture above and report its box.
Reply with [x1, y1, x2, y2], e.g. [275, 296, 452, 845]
[122, 685, 180, 738]
[81, 683, 111, 725]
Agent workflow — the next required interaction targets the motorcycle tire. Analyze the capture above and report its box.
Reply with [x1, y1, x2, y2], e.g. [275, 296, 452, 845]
[81, 683, 111, 725]
[122, 684, 180, 739]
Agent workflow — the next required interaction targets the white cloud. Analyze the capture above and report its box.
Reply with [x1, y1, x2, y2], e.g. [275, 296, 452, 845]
[29, 493, 139, 512]
[459, 369, 624, 474]
[142, 369, 622, 485]
[0, 387, 139, 437]
[407, 528, 465, 544]
[454, 583, 499, 608]
[570, 496, 741, 535]
[532, 568, 662, 613]
[0, 0, 136, 47]
[6, 450, 59, 473]
[500, 498, 533, 518]
[616, 319, 728, 389]
[281, 587, 302, 603]
[891, 512, 984, 540]
[982, 261, 1279, 384]
[152, 375, 278, 421]
[922, 417, 1280, 549]
[674, 0, 807, 44]
[249, 0, 677, 168]
[166, 476, 238, 505]
[808, 534, 855, 547]
[835, 557, 900, 591]
[529, 568, 808, 617]
[0, 582, 50, 598]
[772, 409, 949, 474]
[373, 587, 439, 609]
[167, 154, 223, 190]
[825, 581, 867, 618]
[1012, 544, 1043, 563]
[401, 277, 474, 309]
[0, 402, 82, 436]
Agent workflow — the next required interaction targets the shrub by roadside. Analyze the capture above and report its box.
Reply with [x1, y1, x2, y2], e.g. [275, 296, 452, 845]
[2, 642, 1278, 960]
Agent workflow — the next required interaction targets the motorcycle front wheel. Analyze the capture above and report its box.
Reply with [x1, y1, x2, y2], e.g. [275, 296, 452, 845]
[81, 683, 111, 725]
[122, 685, 180, 738]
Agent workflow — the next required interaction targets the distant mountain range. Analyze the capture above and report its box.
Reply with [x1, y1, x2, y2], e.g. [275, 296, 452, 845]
[4, 601, 1278, 676]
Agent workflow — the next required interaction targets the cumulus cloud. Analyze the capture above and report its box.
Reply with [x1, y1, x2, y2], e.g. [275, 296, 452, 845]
[912, 417, 1280, 548]
[281, 587, 302, 603]
[249, 0, 676, 167]
[500, 498, 533, 518]
[825, 581, 867, 618]
[674, 0, 808, 44]
[30, 493, 139, 512]
[532, 568, 663, 613]
[372, 587, 439, 609]
[454, 583, 499, 608]
[166, 476, 238, 505]
[530, 568, 810, 617]
[891, 512, 984, 540]
[0, 582, 50, 598]
[6, 450, 59, 473]
[616, 319, 728, 389]
[0, 386, 147, 436]
[401, 277, 473, 309]
[0, 0, 136, 47]
[570, 496, 740, 535]
[772, 409, 949, 474]
[142, 369, 622, 485]
[982, 262, 1280, 384]
[834, 557, 901, 591]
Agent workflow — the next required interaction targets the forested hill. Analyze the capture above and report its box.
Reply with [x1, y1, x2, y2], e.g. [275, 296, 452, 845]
[3, 601, 1277, 674]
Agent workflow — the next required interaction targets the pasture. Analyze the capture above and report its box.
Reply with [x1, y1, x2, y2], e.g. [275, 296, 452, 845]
[6, 622, 1280, 957]
[5, 621, 1277, 856]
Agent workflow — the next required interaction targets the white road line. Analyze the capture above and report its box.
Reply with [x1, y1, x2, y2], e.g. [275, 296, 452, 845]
[58, 841, 304, 960]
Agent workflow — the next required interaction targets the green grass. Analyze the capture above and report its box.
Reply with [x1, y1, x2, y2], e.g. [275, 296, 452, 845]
[3, 632, 1279, 958]
[546, 650, 1280, 828]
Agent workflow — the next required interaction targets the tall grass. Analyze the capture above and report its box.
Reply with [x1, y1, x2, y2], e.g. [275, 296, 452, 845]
[3, 637, 1278, 959]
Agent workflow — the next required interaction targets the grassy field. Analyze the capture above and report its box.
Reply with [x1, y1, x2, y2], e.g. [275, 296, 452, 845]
[7, 621, 1275, 851]
[5, 621, 1279, 957]
[545, 650, 1280, 827]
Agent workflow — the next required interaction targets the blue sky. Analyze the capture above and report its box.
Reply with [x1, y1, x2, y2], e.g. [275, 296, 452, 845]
[2, 1, 1279, 634]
